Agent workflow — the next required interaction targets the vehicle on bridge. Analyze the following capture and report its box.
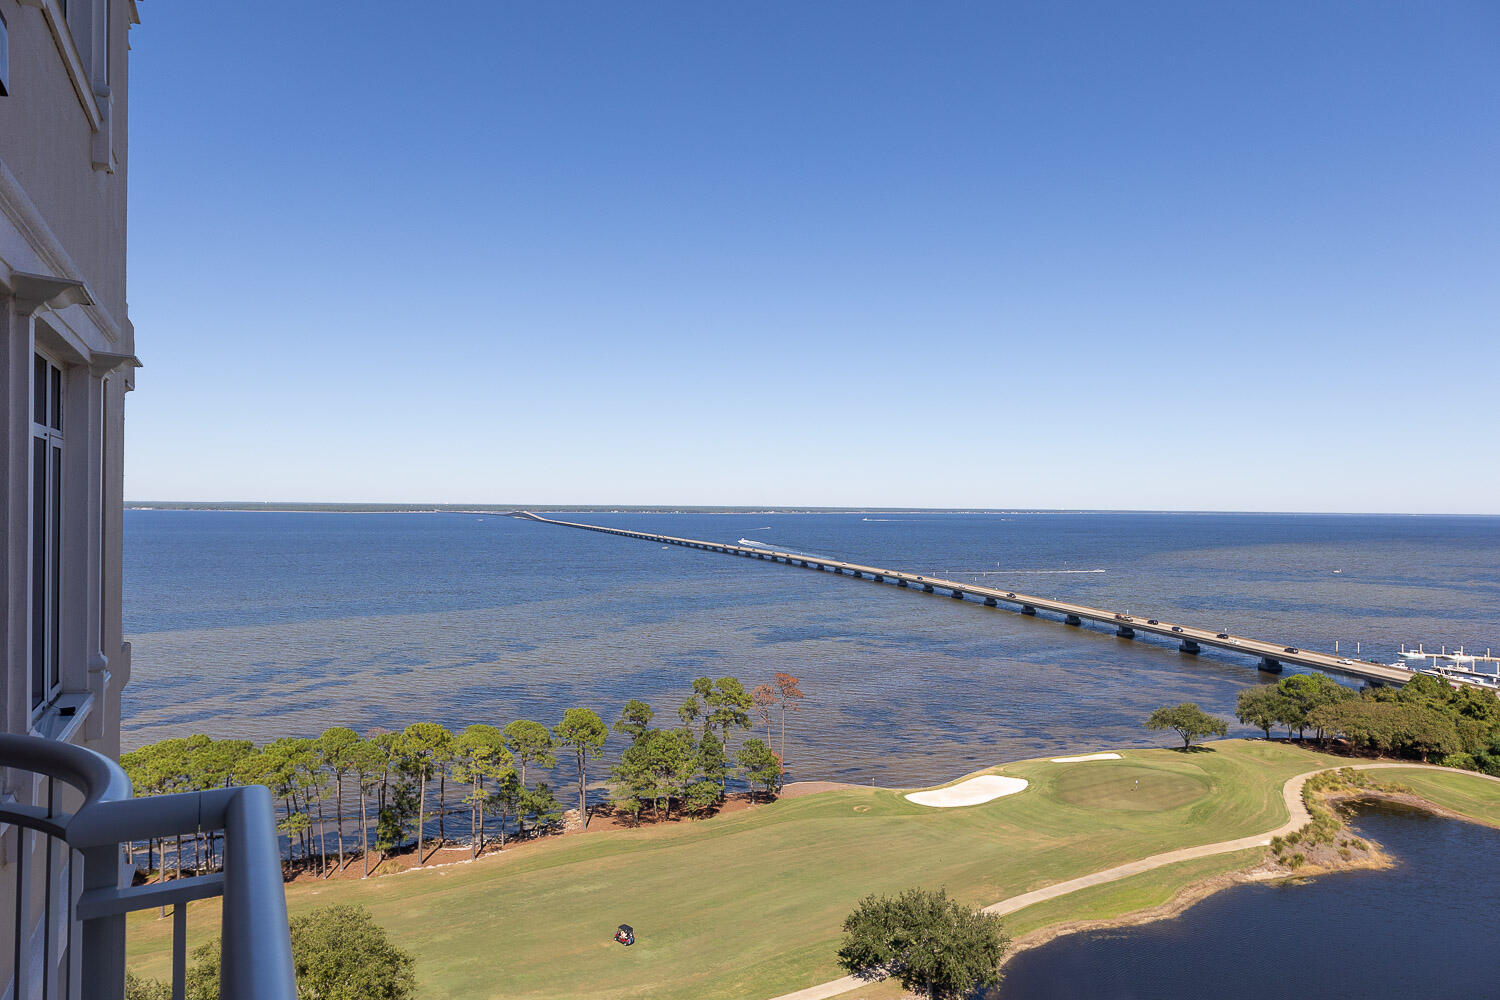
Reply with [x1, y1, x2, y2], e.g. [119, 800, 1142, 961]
[1147, 619, 1159, 625]
[1284, 647, 1300, 654]
[1216, 633, 1230, 639]
[1172, 626, 1184, 633]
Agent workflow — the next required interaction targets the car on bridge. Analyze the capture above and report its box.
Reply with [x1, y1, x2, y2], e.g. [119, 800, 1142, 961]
[1171, 626, 1184, 633]
[1216, 633, 1230, 639]
[1284, 646, 1300, 654]
[1114, 614, 1133, 622]
[1006, 592, 1016, 598]
[1147, 619, 1159, 625]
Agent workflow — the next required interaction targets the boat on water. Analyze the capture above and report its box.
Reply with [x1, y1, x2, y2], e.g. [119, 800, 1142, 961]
[1420, 665, 1500, 690]
[1389, 643, 1500, 689]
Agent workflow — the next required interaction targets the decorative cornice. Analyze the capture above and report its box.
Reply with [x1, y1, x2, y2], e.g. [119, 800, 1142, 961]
[0, 159, 121, 342]
[87, 351, 142, 377]
[2, 270, 90, 314]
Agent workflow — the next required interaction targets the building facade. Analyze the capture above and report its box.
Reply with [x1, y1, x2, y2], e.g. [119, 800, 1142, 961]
[2, 1, 139, 995]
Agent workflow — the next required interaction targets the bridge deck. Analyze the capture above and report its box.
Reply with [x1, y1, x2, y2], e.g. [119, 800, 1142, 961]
[515, 512, 1411, 687]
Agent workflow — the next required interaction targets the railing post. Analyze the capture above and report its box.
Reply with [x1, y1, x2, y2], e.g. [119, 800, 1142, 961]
[220, 786, 296, 1000]
[78, 843, 126, 1000]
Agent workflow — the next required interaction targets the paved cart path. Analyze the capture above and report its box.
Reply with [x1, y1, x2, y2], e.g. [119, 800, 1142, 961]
[767, 763, 1500, 1000]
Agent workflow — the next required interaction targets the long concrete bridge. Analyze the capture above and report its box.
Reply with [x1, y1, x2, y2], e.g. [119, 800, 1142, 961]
[514, 512, 1412, 687]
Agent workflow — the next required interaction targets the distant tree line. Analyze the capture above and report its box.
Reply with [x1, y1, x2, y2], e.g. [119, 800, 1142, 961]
[1236, 673, 1500, 772]
[120, 673, 806, 880]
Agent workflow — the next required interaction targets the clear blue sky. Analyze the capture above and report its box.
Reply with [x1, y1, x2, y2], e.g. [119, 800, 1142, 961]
[125, 2, 1499, 512]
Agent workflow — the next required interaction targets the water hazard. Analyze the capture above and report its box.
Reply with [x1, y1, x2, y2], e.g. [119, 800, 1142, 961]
[994, 802, 1500, 998]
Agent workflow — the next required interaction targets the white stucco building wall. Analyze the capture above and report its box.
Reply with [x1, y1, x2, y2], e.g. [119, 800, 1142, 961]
[1, 1, 139, 994]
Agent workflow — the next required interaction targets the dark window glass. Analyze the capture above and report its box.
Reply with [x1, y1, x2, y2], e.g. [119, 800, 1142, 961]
[0, 10, 10, 99]
[99, 388, 107, 650]
[50, 366, 63, 430]
[34, 355, 47, 425]
[31, 439, 47, 708]
[50, 445, 62, 692]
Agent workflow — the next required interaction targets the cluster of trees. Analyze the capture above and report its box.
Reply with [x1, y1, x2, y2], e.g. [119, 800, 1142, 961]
[1233, 673, 1359, 743]
[607, 674, 800, 823]
[1237, 673, 1500, 771]
[126, 904, 415, 1000]
[838, 887, 1008, 1000]
[119, 673, 807, 879]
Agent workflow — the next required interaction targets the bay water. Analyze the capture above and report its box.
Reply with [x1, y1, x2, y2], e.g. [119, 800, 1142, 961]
[123, 510, 1500, 786]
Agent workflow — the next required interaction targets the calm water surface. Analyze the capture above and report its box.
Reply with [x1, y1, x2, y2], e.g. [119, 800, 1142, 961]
[122, 511, 1500, 785]
[996, 803, 1500, 998]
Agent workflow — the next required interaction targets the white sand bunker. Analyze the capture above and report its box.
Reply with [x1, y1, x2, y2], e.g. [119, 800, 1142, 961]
[1050, 752, 1123, 763]
[905, 775, 1029, 808]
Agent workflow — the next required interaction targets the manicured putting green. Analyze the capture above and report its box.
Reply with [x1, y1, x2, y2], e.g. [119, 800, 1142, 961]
[1052, 763, 1211, 811]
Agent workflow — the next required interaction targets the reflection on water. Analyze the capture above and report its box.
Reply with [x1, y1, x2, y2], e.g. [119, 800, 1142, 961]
[994, 803, 1500, 998]
[124, 511, 1500, 785]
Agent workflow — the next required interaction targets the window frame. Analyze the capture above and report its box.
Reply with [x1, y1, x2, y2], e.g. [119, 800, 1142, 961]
[30, 351, 67, 718]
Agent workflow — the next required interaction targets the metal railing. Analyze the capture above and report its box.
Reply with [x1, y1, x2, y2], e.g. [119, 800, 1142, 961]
[0, 733, 296, 1000]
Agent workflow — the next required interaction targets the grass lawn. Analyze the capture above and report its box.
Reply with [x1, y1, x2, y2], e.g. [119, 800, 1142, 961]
[1372, 767, 1500, 823]
[124, 741, 1497, 1000]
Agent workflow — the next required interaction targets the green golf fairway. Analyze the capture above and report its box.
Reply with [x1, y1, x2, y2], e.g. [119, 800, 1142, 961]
[1050, 761, 1212, 811]
[123, 742, 1500, 1000]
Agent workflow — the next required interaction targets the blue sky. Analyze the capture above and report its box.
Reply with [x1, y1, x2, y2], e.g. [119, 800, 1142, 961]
[125, 2, 1499, 512]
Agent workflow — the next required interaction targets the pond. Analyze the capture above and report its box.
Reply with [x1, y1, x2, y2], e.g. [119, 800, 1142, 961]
[995, 802, 1500, 998]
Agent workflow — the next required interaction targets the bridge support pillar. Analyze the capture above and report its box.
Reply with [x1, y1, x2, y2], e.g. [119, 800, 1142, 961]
[1065, 614, 1082, 626]
[1180, 640, 1201, 654]
[873, 574, 884, 582]
[1021, 605, 1037, 616]
[950, 589, 964, 599]
[1116, 625, 1135, 638]
[1258, 657, 1284, 673]
[897, 579, 908, 587]
[922, 584, 935, 593]
[983, 596, 997, 607]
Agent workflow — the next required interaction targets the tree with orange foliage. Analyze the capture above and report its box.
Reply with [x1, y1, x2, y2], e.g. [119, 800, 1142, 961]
[771, 672, 805, 789]
[751, 684, 776, 744]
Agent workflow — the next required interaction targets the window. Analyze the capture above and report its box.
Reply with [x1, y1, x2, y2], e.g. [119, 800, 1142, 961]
[31, 354, 65, 712]
[1, 9, 9, 97]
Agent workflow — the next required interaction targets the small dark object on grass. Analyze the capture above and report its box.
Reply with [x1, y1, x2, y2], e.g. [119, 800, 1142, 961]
[615, 924, 635, 946]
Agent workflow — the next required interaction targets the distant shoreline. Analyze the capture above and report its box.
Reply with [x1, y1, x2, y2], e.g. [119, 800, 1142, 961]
[122, 503, 1493, 517]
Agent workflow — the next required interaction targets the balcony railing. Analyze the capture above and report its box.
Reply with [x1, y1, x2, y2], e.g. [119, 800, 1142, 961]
[0, 733, 296, 1000]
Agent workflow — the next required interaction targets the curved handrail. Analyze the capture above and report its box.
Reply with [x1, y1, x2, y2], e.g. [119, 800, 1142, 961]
[0, 732, 133, 809]
[1, 735, 298, 1000]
